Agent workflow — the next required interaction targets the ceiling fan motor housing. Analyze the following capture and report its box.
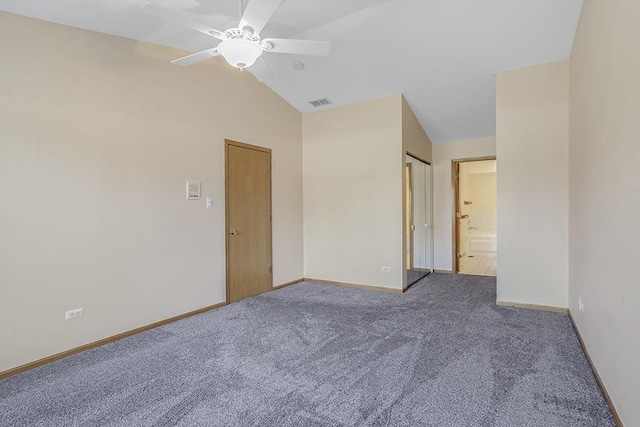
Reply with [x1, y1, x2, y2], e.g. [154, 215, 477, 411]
[223, 27, 260, 42]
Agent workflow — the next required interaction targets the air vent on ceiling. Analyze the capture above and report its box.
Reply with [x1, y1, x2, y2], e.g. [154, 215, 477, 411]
[308, 97, 333, 108]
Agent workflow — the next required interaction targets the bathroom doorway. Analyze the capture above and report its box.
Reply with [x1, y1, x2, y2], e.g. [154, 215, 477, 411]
[453, 158, 497, 276]
[406, 154, 433, 285]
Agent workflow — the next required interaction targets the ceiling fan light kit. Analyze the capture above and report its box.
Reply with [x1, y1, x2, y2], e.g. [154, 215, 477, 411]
[216, 27, 273, 69]
[141, 0, 330, 78]
[217, 37, 262, 69]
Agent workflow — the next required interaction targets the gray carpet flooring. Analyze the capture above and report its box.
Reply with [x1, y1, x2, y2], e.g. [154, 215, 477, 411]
[0, 274, 615, 426]
[407, 269, 430, 285]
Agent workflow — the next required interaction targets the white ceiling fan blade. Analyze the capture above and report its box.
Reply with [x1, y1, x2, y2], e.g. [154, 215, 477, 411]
[262, 39, 331, 56]
[140, 3, 224, 40]
[248, 57, 275, 82]
[171, 49, 219, 66]
[239, 0, 282, 34]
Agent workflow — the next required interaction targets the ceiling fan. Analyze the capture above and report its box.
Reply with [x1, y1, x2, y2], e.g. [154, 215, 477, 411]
[140, 0, 331, 80]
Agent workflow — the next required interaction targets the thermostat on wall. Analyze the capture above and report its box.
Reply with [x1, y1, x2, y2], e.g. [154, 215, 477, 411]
[186, 181, 201, 200]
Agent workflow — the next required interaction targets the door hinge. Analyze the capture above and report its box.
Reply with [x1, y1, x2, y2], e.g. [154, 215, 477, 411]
[267, 214, 271, 223]
[267, 164, 271, 171]
[269, 266, 272, 273]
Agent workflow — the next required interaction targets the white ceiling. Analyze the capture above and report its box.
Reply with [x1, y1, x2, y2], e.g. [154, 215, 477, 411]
[0, 0, 583, 142]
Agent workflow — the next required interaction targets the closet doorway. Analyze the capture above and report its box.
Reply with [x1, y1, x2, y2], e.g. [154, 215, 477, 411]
[405, 154, 433, 286]
[225, 140, 272, 303]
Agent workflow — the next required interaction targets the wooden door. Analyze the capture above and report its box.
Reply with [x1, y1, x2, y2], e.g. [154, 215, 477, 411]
[225, 140, 272, 303]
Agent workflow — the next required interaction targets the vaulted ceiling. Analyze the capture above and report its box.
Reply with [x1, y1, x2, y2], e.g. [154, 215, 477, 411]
[0, 0, 583, 142]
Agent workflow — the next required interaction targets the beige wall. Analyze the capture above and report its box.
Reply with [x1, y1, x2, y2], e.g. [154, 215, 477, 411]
[303, 95, 404, 289]
[0, 12, 303, 372]
[569, 0, 640, 423]
[496, 60, 569, 309]
[401, 97, 432, 164]
[432, 138, 496, 271]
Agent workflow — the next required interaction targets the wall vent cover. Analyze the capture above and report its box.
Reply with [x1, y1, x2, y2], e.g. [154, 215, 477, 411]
[308, 97, 333, 107]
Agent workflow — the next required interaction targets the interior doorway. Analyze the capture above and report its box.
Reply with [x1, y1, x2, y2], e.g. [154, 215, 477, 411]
[406, 154, 433, 286]
[225, 139, 272, 303]
[453, 158, 497, 276]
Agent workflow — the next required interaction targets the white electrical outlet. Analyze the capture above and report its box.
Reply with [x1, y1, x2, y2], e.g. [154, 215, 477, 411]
[381, 266, 391, 272]
[578, 297, 584, 313]
[65, 308, 84, 320]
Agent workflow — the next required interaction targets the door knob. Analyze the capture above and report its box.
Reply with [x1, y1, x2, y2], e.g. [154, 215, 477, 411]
[229, 229, 238, 235]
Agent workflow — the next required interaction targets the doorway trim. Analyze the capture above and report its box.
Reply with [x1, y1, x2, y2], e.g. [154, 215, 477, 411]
[225, 139, 273, 304]
[451, 156, 496, 273]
